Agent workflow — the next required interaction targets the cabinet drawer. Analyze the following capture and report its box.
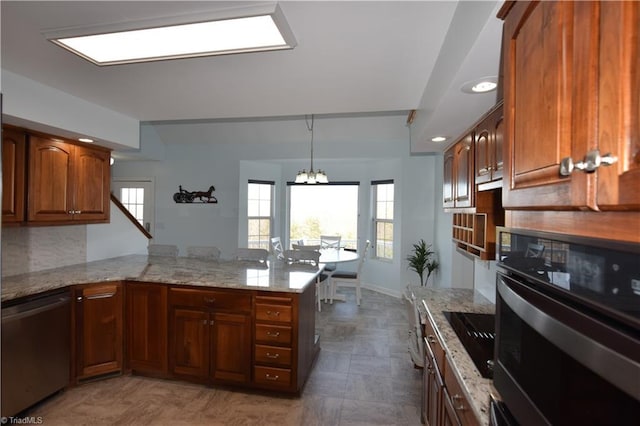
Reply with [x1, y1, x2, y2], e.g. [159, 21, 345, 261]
[255, 345, 292, 367]
[254, 366, 292, 387]
[444, 355, 479, 426]
[256, 304, 292, 323]
[169, 288, 251, 311]
[255, 295, 293, 305]
[423, 315, 445, 372]
[255, 324, 292, 345]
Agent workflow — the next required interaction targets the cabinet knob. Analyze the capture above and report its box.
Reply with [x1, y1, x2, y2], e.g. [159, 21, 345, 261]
[427, 335, 437, 344]
[560, 150, 618, 176]
[76, 296, 83, 302]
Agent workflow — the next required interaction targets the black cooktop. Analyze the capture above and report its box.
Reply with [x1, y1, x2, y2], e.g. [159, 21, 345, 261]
[443, 311, 495, 379]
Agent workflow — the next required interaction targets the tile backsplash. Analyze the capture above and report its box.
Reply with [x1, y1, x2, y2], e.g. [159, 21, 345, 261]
[2, 226, 87, 277]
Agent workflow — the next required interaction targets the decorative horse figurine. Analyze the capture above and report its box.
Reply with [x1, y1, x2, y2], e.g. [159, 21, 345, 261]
[192, 186, 217, 203]
[173, 185, 217, 203]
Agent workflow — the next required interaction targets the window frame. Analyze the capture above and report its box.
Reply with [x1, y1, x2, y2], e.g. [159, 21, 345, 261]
[372, 179, 394, 260]
[247, 180, 275, 250]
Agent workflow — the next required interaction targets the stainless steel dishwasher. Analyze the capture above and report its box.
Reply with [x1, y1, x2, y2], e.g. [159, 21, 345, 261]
[1, 289, 71, 417]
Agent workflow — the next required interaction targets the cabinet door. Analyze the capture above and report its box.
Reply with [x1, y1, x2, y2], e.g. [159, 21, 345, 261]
[73, 145, 110, 222]
[127, 283, 168, 376]
[210, 312, 251, 384]
[443, 148, 455, 208]
[502, 1, 597, 209]
[28, 136, 74, 222]
[170, 308, 209, 379]
[454, 134, 474, 208]
[2, 127, 26, 223]
[474, 123, 492, 185]
[492, 108, 504, 182]
[596, 1, 640, 210]
[76, 283, 123, 380]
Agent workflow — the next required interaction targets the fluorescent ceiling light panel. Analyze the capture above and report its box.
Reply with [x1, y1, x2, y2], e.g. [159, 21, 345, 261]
[45, 4, 296, 65]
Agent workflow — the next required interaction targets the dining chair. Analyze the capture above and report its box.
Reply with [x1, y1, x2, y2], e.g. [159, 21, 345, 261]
[403, 286, 425, 368]
[235, 248, 269, 263]
[148, 244, 179, 257]
[283, 249, 328, 312]
[329, 240, 370, 306]
[320, 235, 341, 273]
[270, 237, 285, 260]
[186, 246, 220, 261]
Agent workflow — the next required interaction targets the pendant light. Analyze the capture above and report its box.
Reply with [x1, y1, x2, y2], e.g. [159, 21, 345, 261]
[295, 114, 328, 184]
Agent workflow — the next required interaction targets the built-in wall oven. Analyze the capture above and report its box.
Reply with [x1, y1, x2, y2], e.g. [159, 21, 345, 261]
[492, 228, 640, 425]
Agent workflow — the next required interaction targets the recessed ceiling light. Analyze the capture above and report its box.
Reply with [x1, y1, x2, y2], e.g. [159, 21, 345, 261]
[78, 137, 94, 143]
[431, 136, 447, 143]
[43, 4, 296, 66]
[461, 76, 498, 94]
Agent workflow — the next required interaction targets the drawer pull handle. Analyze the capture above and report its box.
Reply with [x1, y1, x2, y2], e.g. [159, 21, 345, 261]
[266, 331, 280, 337]
[265, 374, 279, 381]
[427, 335, 437, 344]
[85, 292, 116, 300]
[266, 352, 280, 359]
[267, 310, 280, 317]
[452, 394, 466, 411]
[204, 297, 216, 304]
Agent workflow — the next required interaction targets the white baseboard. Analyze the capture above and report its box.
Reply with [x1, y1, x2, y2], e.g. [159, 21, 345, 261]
[361, 282, 403, 299]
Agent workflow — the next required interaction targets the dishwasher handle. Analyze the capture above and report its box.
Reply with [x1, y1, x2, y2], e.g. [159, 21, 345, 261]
[2, 295, 71, 322]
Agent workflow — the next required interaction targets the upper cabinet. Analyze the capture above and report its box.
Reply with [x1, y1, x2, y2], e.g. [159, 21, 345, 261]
[499, 1, 639, 211]
[443, 132, 474, 210]
[23, 132, 111, 224]
[2, 126, 26, 224]
[475, 102, 504, 190]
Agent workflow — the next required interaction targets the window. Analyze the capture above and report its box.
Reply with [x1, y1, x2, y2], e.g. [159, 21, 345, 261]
[247, 180, 274, 250]
[112, 178, 155, 234]
[120, 187, 144, 225]
[373, 180, 394, 259]
[289, 183, 359, 249]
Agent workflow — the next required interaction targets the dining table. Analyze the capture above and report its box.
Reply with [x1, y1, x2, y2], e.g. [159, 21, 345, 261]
[319, 248, 359, 302]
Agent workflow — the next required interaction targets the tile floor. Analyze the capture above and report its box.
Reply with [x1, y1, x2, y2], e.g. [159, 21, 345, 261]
[28, 288, 423, 425]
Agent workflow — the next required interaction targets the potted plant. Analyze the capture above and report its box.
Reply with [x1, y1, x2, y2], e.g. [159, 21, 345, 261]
[407, 239, 439, 286]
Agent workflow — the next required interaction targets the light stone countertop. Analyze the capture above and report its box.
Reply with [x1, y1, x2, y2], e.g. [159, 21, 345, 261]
[1, 255, 322, 302]
[409, 285, 495, 426]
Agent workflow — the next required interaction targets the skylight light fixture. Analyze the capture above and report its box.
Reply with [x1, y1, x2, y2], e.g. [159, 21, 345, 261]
[44, 3, 296, 66]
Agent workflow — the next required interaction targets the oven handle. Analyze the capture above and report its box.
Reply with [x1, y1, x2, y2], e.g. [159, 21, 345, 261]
[497, 276, 640, 400]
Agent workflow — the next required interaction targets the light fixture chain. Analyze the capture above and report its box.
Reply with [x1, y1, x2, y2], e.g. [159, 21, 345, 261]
[306, 114, 314, 172]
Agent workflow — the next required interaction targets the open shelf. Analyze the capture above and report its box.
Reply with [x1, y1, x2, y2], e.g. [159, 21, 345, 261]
[451, 190, 504, 260]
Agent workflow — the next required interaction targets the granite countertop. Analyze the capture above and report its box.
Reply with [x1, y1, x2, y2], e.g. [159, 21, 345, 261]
[1, 255, 322, 302]
[409, 286, 495, 426]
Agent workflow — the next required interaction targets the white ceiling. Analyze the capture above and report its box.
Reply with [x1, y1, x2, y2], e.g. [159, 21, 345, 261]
[1, 1, 503, 153]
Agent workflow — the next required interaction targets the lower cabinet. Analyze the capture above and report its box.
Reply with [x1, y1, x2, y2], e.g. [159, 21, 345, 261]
[168, 287, 252, 385]
[422, 317, 479, 426]
[74, 282, 123, 381]
[126, 282, 168, 377]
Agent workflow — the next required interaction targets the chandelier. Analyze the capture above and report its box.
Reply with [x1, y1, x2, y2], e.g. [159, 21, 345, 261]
[295, 114, 328, 184]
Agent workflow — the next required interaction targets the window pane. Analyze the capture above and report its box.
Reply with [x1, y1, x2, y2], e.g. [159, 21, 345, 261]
[373, 182, 394, 259]
[289, 185, 358, 249]
[247, 182, 273, 249]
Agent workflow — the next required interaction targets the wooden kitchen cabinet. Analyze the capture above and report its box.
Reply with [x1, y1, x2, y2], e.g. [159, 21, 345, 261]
[422, 311, 479, 426]
[474, 102, 504, 190]
[443, 133, 474, 209]
[168, 287, 252, 385]
[75, 282, 123, 382]
[2, 126, 26, 223]
[126, 282, 168, 377]
[28, 134, 111, 224]
[499, 1, 639, 211]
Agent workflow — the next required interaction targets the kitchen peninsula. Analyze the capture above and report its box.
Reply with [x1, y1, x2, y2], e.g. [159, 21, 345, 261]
[1, 255, 321, 397]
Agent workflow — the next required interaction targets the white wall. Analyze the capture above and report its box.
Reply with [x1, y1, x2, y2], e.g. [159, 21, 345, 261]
[1, 69, 140, 150]
[86, 202, 149, 261]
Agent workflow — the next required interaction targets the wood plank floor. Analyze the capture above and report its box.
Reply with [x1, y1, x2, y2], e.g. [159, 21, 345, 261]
[28, 288, 423, 425]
